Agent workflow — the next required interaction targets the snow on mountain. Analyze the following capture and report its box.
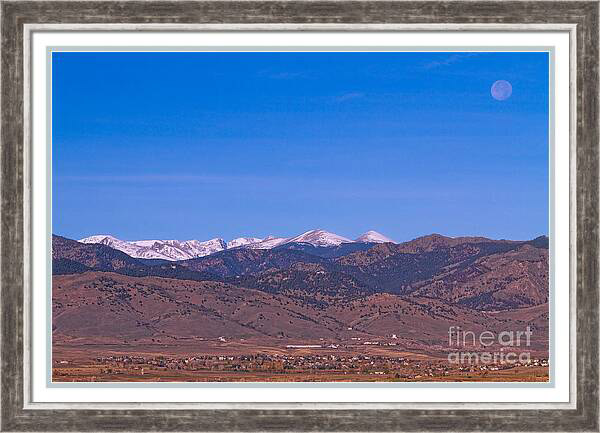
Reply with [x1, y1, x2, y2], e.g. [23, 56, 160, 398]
[78, 235, 174, 260]
[355, 230, 396, 244]
[286, 229, 352, 247]
[80, 236, 226, 261]
[130, 238, 226, 260]
[183, 238, 227, 256]
[134, 244, 187, 260]
[79, 229, 390, 260]
[227, 237, 263, 249]
[248, 236, 290, 249]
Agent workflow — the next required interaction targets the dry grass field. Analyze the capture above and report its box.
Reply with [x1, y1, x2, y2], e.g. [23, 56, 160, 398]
[52, 341, 549, 383]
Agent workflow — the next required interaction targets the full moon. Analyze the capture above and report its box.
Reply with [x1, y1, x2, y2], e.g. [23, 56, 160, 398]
[491, 80, 512, 101]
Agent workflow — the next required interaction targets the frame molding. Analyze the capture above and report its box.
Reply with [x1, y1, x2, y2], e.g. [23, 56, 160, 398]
[2, 1, 598, 431]
[20, 22, 574, 410]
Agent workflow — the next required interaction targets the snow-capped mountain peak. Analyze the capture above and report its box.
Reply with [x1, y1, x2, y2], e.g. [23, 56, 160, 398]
[355, 230, 396, 244]
[244, 236, 289, 249]
[79, 229, 393, 260]
[78, 234, 165, 259]
[130, 238, 226, 260]
[79, 234, 122, 245]
[286, 229, 352, 247]
[227, 237, 263, 249]
[80, 236, 227, 261]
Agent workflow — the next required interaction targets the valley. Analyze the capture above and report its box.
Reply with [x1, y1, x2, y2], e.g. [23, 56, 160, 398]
[52, 230, 550, 382]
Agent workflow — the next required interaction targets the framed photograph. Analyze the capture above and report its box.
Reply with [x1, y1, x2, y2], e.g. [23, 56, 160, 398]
[1, 1, 598, 431]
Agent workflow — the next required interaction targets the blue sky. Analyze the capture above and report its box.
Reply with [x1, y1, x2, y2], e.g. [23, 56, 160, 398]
[52, 51, 549, 242]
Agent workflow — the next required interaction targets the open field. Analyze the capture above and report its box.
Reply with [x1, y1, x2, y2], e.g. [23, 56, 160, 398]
[53, 342, 549, 383]
[53, 365, 549, 383]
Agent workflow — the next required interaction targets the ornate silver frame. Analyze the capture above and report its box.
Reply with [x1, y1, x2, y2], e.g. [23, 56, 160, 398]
[1, 1, 598, 431]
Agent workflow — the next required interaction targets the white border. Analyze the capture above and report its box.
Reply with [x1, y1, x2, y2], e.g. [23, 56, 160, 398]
[28, 27, 572, 406]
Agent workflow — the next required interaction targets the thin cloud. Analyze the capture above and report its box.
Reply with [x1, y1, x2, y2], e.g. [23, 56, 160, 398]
[54, 174, 236, 184]
[423, 53, 479, 69]
[258, 70, 305, 80]
[335, 92, 365, 102]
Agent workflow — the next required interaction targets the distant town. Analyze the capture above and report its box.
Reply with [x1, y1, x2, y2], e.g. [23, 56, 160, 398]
[54, 352, 549, 382]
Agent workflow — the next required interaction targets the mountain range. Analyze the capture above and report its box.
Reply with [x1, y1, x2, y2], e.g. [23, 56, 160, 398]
[53, 232, 549, 356]
[55, 232, 548, 310]
[79, 229, 395, 261]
